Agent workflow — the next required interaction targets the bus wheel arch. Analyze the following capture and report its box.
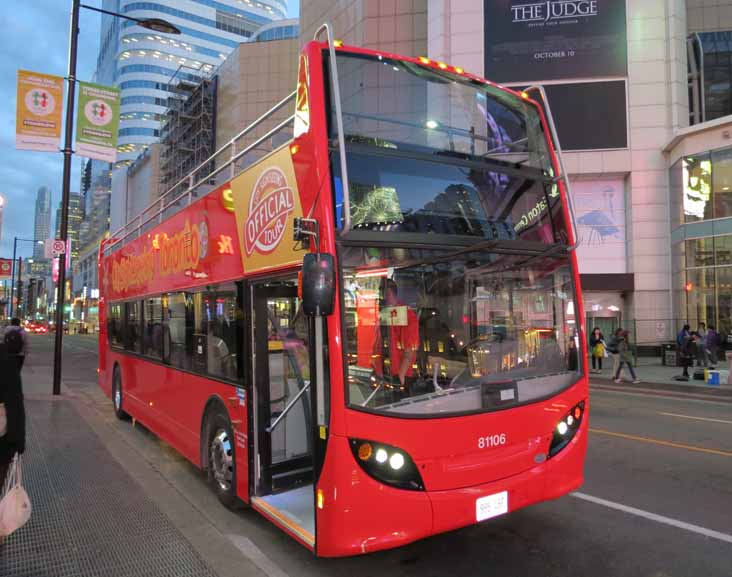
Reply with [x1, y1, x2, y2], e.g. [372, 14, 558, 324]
[201, 398, 241, 509]
[112, 363, 130, 420]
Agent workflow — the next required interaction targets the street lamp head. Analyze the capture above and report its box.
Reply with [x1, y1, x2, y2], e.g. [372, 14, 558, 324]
[138, 18, 181, 34]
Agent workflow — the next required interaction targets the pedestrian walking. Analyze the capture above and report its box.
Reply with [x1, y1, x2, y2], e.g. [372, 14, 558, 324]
[589, 327, 605, 373]
[607, 328, 621, 378]
[613, 329, 641, 383]
[3, 318, 29, 371]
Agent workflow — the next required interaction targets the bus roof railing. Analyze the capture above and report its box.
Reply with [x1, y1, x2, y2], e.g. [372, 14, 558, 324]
[104, 88, 297, 255]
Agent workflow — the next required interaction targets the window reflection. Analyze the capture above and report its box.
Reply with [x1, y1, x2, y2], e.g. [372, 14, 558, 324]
[343, 247, 581, 416]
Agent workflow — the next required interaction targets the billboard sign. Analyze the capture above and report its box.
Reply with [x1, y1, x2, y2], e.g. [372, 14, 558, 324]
[16, 70, 64, 152]
[75, 81, 120, 162]
[484, 0, 627, 83]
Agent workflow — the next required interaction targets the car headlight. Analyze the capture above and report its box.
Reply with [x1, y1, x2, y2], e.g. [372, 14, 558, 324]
[548, 401, 586, 457]
[349, 438, 424, 491]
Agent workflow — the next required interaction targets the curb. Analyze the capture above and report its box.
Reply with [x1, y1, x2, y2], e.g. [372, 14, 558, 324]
[591, 377, 732, 400]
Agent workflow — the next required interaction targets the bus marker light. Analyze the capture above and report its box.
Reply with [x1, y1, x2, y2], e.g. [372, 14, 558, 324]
[375, 448, 388, 464]
[418, 56, 430, 64]
[334, 39, 343, 47]
[317, 489, 325, 509]
[358, 442, 373, 461]
[455, 66, 464, 74]
[520, 91, 530, 99]
[437, 61, 448, 69]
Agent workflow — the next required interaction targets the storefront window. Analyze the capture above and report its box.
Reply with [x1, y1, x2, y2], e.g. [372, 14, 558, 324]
[686, 238, 715, 267]
[686, 268, 715, 329]
[717, 267, 732, 334]
[715, 235, 732, 265]
[712, 148, 732, 219]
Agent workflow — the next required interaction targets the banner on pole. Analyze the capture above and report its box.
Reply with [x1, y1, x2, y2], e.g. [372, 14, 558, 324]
[75, 81, 120, 162]
[0, 258, 12, 279]
[16, 69, 64, 152]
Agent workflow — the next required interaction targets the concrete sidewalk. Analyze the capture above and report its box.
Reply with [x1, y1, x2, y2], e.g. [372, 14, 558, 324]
[587, 354, 732, 399]
[0, 364, 222, 577]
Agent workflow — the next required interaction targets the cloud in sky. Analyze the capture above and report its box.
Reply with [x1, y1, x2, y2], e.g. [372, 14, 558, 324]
[0, 1, 100, 259]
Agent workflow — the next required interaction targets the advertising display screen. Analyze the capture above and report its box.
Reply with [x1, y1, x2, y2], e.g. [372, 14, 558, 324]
[484, 0, 627, 83]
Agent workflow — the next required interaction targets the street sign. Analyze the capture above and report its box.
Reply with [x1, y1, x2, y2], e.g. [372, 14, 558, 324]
[52, 239, 66, 257]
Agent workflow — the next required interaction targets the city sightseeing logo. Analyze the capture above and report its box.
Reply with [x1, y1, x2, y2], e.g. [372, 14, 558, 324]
[244, 167, 295, 256]
[25, 89, 55, 116]
[511, 0, 598, 23]
[84, 99, 114, 127]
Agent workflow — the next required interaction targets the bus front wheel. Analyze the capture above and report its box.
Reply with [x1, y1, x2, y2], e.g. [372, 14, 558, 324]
[208, 411, 240, 509]
[112, 366, 130, 420]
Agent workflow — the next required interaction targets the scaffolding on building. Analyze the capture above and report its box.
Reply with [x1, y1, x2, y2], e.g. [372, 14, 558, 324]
[159, 71, 217, 199]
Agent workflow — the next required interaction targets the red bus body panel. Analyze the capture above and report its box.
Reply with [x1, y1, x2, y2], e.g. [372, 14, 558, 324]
[98, 40, 588, 557]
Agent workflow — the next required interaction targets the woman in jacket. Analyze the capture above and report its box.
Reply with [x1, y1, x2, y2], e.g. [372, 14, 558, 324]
[589, 327, 605, 373]
[0, 341, 25, 489]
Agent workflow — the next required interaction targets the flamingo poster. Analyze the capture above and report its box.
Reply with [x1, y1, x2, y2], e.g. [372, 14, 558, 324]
[573, 178, 627, 274]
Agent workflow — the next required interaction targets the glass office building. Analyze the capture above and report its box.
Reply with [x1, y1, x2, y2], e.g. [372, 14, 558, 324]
[109, 0, 287, 164]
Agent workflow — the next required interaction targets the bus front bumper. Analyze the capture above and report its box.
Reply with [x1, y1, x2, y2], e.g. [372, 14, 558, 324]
[315, 424, 586, 557]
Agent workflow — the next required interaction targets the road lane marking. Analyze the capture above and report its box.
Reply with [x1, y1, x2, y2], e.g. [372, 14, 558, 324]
[659, 412, 732, 425]
[590, 428, 732, 458]
[571, 492, 732, 546]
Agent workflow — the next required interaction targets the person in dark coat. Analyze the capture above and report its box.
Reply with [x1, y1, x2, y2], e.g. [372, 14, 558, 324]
[0, 341, 25, 488]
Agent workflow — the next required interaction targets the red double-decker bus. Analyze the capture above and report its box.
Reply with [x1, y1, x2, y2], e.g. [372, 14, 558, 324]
[99, 26, 587, 557]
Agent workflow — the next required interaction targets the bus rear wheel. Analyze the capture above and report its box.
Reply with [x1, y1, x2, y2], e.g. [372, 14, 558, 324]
[208, 411, 239, 509]
[112, 366, 130, 420]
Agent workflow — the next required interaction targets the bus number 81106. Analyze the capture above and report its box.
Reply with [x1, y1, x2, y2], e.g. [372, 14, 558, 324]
[478, 434, 507, 449]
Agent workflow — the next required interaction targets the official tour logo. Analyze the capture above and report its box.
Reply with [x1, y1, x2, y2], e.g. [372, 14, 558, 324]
[511, 0, 598, 23]
[244, 167, 295, 256]
[25, 89, 55, 116]
[84, 99, 114, 127]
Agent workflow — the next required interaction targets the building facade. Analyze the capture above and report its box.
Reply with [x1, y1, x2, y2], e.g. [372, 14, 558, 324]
[112, 0, 287, 164]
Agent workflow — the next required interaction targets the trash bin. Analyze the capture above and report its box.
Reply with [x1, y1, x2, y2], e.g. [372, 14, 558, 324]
[662, 343, 677, 366]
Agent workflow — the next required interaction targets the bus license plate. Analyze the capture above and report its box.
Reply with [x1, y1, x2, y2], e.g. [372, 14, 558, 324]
[476, 491, 508, 522]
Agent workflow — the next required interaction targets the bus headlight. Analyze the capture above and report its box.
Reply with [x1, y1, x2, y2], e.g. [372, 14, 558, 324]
[548, 401, 585, 457]
[349, 439, 424, 491]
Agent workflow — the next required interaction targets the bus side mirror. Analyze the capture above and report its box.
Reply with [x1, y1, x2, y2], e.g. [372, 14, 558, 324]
[302, 253, 335, 316]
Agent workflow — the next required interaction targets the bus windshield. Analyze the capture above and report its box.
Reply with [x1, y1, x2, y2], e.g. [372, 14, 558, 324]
[329, 51, 566, 242]
[342, 244, 581, 417]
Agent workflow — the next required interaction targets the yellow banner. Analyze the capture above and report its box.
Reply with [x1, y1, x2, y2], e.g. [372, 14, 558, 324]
[232, 145, 304, 274]
[16, 69, 64, 152]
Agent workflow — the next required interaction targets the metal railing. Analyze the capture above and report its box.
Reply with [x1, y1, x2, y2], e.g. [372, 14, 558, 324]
[104, 88, 297, 254]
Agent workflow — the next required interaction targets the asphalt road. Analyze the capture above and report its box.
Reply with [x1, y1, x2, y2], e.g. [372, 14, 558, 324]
[29, 334, 732, 576]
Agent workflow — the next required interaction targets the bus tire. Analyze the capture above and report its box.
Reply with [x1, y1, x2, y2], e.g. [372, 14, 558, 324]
[207, 411, 240, 510]
[112, 365, 130, 420]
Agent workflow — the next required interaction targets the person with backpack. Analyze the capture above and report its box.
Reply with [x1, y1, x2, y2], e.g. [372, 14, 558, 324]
[4, 318, 29, 371]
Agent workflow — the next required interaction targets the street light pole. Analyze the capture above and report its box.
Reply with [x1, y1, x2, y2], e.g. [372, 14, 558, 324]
[51, 2, 179, 395]
[53, 0, 80, 396]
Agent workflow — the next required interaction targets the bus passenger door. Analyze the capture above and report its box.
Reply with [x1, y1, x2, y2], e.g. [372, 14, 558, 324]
[252, 280, 314, 502]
